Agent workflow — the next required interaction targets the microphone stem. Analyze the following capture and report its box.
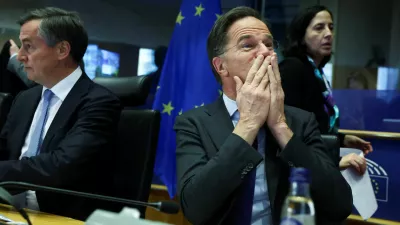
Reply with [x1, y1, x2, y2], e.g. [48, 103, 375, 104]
[2, 182, 163, 212]
[25, 184, 150, 208]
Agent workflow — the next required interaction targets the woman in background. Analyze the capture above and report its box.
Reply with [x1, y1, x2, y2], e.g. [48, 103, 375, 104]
[279, 5, 373, 174]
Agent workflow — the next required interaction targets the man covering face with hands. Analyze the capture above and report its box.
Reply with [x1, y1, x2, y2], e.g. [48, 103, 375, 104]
[233, 54, 289, 148]
[174, 6, 352, 225]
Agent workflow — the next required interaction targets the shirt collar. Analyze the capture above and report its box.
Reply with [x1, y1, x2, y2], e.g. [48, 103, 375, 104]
[42, 66, 82, 101]
[222, 93, 238, 117]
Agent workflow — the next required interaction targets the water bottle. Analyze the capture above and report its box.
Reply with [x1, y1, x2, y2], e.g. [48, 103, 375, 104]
[280, 167, 315, 225]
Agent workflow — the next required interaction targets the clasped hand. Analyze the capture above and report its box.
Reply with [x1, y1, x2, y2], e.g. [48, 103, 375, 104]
[235, 53, 286, 130]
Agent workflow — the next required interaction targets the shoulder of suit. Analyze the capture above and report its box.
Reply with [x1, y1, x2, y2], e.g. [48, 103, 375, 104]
[175, 99, 222, 124]
[17, 84, 41, 98]
[280, 57, 315, 82]
[280, 57, 309, 70]
[176, 104, 208, 120]
[79, 76, 119, 102]
[284, 104, 313, 120]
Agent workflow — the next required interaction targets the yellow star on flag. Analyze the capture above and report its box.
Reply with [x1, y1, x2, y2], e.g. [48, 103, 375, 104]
[157, 86, 160, 90]
[195, 3, 205, 16]
[176, 11, 185, 25]
[218, 89, 223, 96]
[216, 13, 221, 19]
[162, 101, 175, 115]
[179, 109, 183, 115]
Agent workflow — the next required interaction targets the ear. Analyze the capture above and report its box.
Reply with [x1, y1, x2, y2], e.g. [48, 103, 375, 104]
[212, 56, 228, 78]
[56, 41, 71, 61]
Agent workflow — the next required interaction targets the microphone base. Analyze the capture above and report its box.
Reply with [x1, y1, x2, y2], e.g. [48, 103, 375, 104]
[85, 207, 172, 225]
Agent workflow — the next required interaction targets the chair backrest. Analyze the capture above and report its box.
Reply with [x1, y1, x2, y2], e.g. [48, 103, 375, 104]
[93, 76, 152, 107]
[0, 92, 13, 130]
[93, 76, 160, 217]
[321, 134, 340, 166]
[113, 109, 160, 216]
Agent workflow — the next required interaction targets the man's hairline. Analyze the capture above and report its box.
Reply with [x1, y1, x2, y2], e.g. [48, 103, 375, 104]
[216, 17, 272, 59]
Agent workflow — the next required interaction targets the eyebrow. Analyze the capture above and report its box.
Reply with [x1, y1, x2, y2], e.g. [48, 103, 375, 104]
[236, 35, 252, 44]
[313, 22, 334, 27]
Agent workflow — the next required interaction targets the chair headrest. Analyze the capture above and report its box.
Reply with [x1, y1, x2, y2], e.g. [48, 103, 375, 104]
[93, 76, 152, 107]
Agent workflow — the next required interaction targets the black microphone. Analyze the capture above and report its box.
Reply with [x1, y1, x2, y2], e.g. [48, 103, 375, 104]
[0, 181, 180, 214]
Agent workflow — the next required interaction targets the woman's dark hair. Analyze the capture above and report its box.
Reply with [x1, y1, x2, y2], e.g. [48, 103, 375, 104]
[282, 5, 333, 68]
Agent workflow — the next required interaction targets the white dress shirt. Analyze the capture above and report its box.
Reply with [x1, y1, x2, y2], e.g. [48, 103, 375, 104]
[16, 66, 82, 210]
[222, 94, 272, 225]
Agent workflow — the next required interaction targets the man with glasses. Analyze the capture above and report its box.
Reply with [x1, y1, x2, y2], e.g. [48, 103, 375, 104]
[175, 6, 352, 225]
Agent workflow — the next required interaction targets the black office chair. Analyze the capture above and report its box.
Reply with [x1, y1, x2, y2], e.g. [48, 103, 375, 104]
[94, 76, 152, 107]
[321, 134, 340, 167]
[93, 76, 160, 217]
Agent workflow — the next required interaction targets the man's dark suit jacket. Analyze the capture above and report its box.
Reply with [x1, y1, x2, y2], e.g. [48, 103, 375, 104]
[0, 74, 122, 220]
[279, 56, 345, 146]
[174, 97, 353, 225]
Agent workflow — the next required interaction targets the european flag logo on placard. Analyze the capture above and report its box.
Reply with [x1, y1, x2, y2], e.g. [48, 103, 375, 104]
[370, 176, 389, 202]
[367, 158, 389, 202]
[152, 0, 222, 197]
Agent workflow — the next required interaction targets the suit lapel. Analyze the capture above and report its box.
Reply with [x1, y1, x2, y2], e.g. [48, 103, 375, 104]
[203, 97, 234, 157]
[40, 75, 91, 152]
[14, 87, 42, 154]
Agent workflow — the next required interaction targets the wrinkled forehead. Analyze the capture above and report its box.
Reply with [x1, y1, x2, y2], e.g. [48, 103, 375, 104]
[227, 16, 272, 43]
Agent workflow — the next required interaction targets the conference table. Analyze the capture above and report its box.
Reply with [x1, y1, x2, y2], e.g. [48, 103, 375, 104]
[1, 187, 399, 225]
[0, 204, 83, 225]
[147, 184, 400, 225]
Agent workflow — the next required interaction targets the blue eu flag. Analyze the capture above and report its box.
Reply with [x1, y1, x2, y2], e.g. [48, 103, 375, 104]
[152, 0, 222, 197]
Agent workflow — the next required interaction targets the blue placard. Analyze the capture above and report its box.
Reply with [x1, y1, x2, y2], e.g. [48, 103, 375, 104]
[351, 139, 400, 221]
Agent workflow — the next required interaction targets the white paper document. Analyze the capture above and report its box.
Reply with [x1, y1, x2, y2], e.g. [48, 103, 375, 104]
[340, 148, 378, 220]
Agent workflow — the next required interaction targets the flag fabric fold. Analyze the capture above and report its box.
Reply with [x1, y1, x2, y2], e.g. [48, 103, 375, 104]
[153, 0, 222, 197]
